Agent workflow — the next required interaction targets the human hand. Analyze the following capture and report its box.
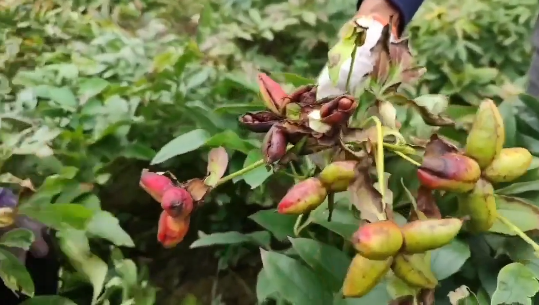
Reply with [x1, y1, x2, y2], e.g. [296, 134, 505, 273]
[316, 0, 402, 99]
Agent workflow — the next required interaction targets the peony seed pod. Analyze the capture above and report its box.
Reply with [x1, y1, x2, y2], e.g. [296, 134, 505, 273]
[157, 211, 190, 248]
[342, 254, 392, 298]
[458, 179, 497, 233]
[483, 147, 533, 183]
[465, 99, 505, 169]
[318, 161, 357, 192]
[392, 253, 438, 289]
[352, 220, 404, 260]
[258, 73, 289, 114]
[401, 218, 463, 253]
[277, 178, 328, 214]
[262, 125, 288, 164]
[139, 171, 174, 203]
[417, 153, 481, 193]
[161, 186, 194, 219]
[239, 111, 281, 133]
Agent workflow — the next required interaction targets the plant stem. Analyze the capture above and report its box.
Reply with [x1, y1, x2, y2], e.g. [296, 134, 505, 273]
[394, 151, 421, 167]
[497, 214, 539, 252]
[215, 159, 265, 186]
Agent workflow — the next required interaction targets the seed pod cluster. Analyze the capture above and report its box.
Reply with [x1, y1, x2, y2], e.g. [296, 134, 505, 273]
[417, 99, 533, 233]
[239, 73, 359, 165]
[139, 171, 196, 247]
[343, 218, 463, 297]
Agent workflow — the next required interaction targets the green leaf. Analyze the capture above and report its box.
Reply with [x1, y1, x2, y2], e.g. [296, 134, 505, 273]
[48, 86, 78, 110]
[57, 229, 107, 304]
[18, 203, 94, 231]
[496, 181, 539, 195]
[0, 248, 34, 297]
[430, 239, 471, 280]
[249, 210, 296, 241]
[19, 296, 77, 305]
[260, 249, 332, 305]
[86, 211, 134, 247]
[0, 228, 34, 250]
[490, 196, 539, 235]
[334, 284, 391, 304]
[190, 231, 270, 248]
[242, 149, 272, 189]
[204, 130, 255, 154]
[491, 263, 539, 305]
[272, 72, 314, 87]
[519, 94, 539, 119]
[289, 238, 351, 291]
[256, 268, 278, 302]
[498, 101, 516, 148]
[151, 129, 210, 165]
[78, 77, 109, 99]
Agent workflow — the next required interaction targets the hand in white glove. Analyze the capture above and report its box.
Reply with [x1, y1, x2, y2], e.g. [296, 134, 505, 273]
[317, 1, 402, 100]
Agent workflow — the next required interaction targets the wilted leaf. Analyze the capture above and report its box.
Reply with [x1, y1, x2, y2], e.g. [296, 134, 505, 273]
[390, 94, 454, 126]
[447, 285, 479, 305]
[185, 178, 210, 201]
[205, 147, 229, 187]
[411, 186, 441, 221]
[490, 195, 539, 235]
[424, 134, 459, 158]
[491, 263, 539, 305]
[0, 248, 34, 297]
[348, 165, 385, 222]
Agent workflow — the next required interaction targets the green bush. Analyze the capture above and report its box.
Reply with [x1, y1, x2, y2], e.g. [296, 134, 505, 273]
[0, 0, 539, 304]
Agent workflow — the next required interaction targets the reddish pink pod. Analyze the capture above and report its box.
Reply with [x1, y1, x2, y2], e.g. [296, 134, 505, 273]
[157, 211, 190, 248]
[139, 172, 174, 202]
[161, 186, 194, 219]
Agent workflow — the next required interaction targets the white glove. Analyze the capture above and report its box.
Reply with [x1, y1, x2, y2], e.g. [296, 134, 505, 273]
[317, 15, 398, 100]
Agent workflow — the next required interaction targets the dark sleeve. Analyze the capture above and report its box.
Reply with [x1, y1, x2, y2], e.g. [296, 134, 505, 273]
[356, 0, 424, 34]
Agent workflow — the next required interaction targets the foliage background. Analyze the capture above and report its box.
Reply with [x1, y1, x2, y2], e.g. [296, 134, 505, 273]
[0, 0, 539, 304]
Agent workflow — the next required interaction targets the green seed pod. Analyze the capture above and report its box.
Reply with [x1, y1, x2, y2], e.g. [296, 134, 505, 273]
[401, 218, 463, 253]
[465, 99, 505, 169]
[318, 161, 357, 192]
[392, 253, 438, 289]
[277, 178, 328, 214]
[352, 220, 404, 260]
[483, 148, 533, 183]
[458, 179, 497, 233]
[342, 254, 392, 298]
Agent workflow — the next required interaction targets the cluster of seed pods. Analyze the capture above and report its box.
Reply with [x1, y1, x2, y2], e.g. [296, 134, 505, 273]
[139, 171, 195, 248]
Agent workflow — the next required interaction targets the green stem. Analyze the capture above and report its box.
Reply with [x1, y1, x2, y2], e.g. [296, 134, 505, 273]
[215, 159, 265, 187]
[394, 151, 421, 167]
[497, 214, 539, 252]
[293, 213, 305, 236]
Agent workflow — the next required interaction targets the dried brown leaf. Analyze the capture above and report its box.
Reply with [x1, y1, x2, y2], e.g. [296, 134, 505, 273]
[424, 134, 459, 158]
[185, 178, 210, 202]
[347, 160, 386, 222]
[409, 186, 441, 221]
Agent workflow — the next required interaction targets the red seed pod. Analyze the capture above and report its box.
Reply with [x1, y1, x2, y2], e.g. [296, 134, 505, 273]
[258, 73, 289, 114]
[157, 211, 190, 248]
[161, 187, 194, 219]
[417, 153, 481, 193]
[278, 178, 328, 214]
[139, 171, 174, 202]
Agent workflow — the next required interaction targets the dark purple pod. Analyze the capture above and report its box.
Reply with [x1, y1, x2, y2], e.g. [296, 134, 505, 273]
[262, 125, 288, 164]
[239, 111, 281, 133]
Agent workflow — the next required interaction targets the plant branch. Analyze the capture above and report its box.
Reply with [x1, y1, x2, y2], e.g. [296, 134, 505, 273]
[215, 159, 265, 186]
[497, 214, 539, 252]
